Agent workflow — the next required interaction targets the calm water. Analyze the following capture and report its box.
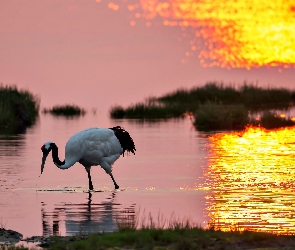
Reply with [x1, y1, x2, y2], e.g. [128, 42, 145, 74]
[0, 113, 209, 238]
[1, 112, 295, 239]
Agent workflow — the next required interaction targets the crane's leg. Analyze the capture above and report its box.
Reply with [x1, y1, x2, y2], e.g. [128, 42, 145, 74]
[100, 161, 120, 189]
[85, 166, 94, 190]
[109, 173, 119, 190]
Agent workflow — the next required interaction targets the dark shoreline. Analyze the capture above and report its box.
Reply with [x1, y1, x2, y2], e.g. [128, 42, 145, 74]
[3, 227, 295, 250]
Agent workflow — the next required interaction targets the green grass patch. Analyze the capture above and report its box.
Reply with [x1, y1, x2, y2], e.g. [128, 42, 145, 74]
[43, 104, 86, 117]
[0, 85, 39, 131]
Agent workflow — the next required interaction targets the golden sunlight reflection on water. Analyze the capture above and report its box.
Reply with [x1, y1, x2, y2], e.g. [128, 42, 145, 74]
[199, 126, 295, 234]
[104, 0, 295, 68]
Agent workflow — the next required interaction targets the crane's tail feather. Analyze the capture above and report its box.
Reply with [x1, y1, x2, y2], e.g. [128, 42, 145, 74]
[110, 126, 136, 156]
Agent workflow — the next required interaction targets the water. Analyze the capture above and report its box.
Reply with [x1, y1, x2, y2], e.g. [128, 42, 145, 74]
[0, 113, 209, 238]
[202, 126, 295, 234]
[1, 112, 295, 241]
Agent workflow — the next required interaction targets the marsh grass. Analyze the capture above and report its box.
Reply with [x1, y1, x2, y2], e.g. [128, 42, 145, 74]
[111, 82, 295, 130]
[194, 104, 295, 131]
[2, 215, 295, 250]
[0, 85, 39, 131]
[43, 104, 86, 117]
[159, 82, 294, 110]
[111, 82, 295, 119]
[110, 103, 184, 119]
[45, 214, 295, 250]
[116, 209, 196, 232]
[194, 102, 249, 131]
[258, 110, 295, 129]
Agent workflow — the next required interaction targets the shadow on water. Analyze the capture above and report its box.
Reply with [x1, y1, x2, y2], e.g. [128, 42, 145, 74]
[111, 117, 188, 126]
[0, 134, 25, 157]
[0, 128, 27, 188]
[41, 112, 85, 121]
[0, 116, 40, 158]
[41, 192, 135, 236]
[0, 114, 41, 136]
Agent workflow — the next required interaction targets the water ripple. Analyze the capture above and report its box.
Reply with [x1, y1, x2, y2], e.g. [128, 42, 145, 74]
[200, 126, 295, 234]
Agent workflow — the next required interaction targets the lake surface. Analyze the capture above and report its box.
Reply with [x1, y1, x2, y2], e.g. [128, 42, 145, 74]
[0, 113, 209, 238]
[1, 112, 295, 240]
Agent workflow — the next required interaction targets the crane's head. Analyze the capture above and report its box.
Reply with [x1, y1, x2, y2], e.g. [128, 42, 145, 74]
[40, 142, 53, 175]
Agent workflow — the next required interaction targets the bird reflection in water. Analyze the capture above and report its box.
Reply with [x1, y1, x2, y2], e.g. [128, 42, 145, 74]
[41, 192, 136, 236]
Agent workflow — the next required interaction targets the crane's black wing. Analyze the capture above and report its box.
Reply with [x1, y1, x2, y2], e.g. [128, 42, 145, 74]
[110, 126, 136, 156]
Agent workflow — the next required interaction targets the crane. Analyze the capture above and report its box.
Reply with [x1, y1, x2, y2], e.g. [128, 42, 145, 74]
[40, 126, 136, 190]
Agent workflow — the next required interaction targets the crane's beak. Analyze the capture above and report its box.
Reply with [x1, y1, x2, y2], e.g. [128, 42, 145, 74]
[41, 152, 48, 175]
[41, 146, 49, 175]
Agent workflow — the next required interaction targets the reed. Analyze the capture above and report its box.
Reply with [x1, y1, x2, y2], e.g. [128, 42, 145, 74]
[240, 84, 292, 109]
[159, 82, 294, 109]
[2, 212, 295, 250]
[159, 82, 241, 106]
[110, 103, 184, 119]
[194, 102, 249, 131]
[257, 110, 295, 129]
[0, 85, 39, 131]
[42, 214, 294, 250]
[43, 104, 86, 116]
[195, 104, 295, 131]
[110, 82, 295, 121]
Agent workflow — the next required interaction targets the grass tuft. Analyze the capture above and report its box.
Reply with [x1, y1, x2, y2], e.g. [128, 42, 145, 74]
[258, 110, 295, 129]
[194, 102, 249, 131]
[43, 104, 86, 117]
[0, 85, 39, 131]
[110, 103, 184, 119]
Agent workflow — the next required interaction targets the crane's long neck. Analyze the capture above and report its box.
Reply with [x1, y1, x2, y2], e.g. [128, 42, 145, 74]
[50, 143, 71, 169]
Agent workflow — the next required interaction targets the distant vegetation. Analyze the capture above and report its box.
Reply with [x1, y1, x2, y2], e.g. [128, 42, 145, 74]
[110, 82, 295, 130]
[0, 85, 39, 131]
[194, 103, 249, 131]
[110, 102, 183, 119]
[194, 103, 295, 131]
[43, 104, 86, 117]
[256, 110, 295, 129]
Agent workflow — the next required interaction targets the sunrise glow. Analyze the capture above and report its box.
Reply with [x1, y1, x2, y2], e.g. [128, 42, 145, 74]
[141, 0, 295, 68]
[201, 126, 295, 234]
[103, 0, 295, 69]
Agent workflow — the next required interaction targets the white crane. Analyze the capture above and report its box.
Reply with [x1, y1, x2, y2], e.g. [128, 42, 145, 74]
[40, 126, 136, 190]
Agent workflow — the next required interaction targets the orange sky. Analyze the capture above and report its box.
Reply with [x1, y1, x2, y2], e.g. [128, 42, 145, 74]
[135, 0, 295, 68]
[0, 0, 294, 114]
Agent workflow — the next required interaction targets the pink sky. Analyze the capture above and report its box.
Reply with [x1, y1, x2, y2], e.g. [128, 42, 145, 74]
[1, 0, 294, 115]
